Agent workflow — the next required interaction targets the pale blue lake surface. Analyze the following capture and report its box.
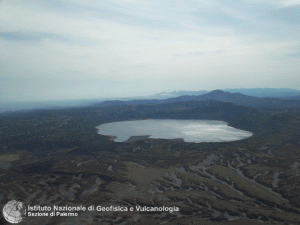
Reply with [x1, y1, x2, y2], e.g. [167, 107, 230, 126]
[96, 119, 252, 143]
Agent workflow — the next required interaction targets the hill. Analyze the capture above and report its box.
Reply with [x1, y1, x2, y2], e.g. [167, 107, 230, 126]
[95, 90, 300, 108]
[1, 97, 300, 224]
[151, 88, 300, 99]
[224, 88, 300, 98]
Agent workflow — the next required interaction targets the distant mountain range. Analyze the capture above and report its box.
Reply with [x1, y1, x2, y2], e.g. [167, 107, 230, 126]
[1, 88, 300, 113]
[0, 99, 101, 113]
[96, 90, 300, 108]
[151, 88, 300, 99]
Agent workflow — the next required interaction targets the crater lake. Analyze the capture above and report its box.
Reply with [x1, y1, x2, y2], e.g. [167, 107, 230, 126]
[96, 119, 252, 143]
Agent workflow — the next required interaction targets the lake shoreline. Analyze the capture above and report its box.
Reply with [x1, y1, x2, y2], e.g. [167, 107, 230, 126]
[96, 119, 253, 143]
[125, 135, 152, 143]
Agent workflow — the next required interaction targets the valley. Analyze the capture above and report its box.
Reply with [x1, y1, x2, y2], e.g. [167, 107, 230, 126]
[1, 96, 300, 224]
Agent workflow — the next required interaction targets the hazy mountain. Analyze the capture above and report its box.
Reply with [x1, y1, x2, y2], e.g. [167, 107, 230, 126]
[223, 88, 300, 98]
[0, 99, 102, 113]
[96, 90, 300, 108]
[150, 90, 209, 99]
[279, 95, 300, 100]
[151, 88, 300, 99]
[2, 88, 299, 113]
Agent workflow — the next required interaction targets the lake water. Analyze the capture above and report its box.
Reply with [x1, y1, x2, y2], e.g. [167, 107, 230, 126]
[96, 119, 252, 143]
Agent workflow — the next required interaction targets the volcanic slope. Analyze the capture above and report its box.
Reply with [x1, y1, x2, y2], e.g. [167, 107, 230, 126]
[0, 101, 300, 224]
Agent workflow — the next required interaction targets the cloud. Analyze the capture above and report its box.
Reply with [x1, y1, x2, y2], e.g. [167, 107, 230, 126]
[281, 0, 300, 7]
[189, 50, 223, 55]
[0, 0, 299, 101]
[0, 31, 71, 43]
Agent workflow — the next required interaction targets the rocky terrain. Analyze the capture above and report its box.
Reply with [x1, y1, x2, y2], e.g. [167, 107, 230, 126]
[1, 100, 300, 224]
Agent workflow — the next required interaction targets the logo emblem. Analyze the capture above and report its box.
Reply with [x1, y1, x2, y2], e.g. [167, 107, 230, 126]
[2, 200, 26, 224]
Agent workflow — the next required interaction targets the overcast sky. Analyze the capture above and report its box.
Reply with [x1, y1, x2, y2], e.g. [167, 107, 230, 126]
[1, 0, 300, 102]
